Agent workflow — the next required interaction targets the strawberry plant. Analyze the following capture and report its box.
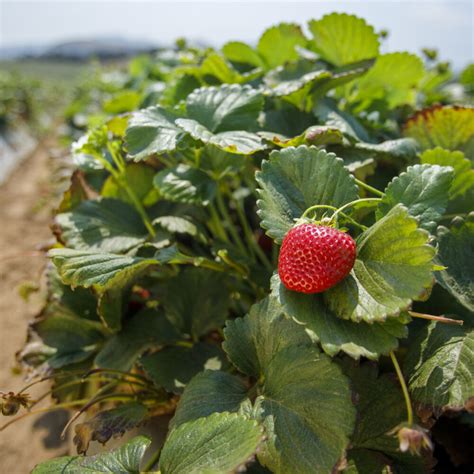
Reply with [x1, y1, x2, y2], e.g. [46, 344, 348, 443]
[2, 13, 473, 473]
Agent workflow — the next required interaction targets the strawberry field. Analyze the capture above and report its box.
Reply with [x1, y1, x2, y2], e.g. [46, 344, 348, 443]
[1, 13, 473, 473]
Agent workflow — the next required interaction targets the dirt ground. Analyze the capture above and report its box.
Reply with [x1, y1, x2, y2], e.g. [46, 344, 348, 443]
[0, 138, 69, 473]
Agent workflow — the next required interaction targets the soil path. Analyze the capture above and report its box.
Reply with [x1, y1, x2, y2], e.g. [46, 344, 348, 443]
[0, 137, 68, 473]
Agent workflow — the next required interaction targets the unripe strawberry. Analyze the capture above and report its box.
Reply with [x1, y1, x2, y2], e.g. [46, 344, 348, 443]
[278, 224, 356, 294]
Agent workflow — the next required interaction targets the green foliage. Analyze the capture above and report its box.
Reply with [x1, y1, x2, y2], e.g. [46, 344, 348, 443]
[160, 412, 263, 474]
[377, 164, 453, 232]
[8, 12, 474, 474]
[256, 146, 358, 243]
[405, 321, 474, 408]
[32, 436, 151, 473]
[420, 147, 474, 199]
[326, 205, 436, 323]
[435, 215, 474, 312]
[308, 13, 379, 66]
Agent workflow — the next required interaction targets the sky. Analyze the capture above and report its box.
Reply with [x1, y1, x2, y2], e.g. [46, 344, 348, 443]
[0, 0, 472, 69]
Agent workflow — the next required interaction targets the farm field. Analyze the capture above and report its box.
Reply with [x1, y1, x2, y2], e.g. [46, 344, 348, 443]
[0, 10, 473, 474]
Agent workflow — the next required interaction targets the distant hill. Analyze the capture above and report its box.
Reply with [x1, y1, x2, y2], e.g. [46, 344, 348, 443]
[0, 37, 158, 61]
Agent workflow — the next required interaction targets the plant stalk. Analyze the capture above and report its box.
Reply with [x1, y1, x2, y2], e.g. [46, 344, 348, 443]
[354, 178, 384, 197]
[389, 350, 414, 426]
[409, 311, 463, 326]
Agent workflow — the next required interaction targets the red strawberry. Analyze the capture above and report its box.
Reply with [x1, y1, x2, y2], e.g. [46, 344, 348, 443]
[278, 224, 356, 294]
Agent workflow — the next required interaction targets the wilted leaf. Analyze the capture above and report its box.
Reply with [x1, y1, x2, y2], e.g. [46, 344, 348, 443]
[74, 402, 148, 454]
[404, 105, 474, 156]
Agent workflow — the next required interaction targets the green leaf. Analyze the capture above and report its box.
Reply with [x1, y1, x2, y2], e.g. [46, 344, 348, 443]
[33, 315, 103, 351]
[405, 321, 474, 408]
[157, 267, 231, 339]
[404, 105, 474, 156]
[257, 23, 307, 69]
[436, 217, 474, 312]
[125, 106, 182, 160]
[153, 216, 206, 243]
[200, 52, 254, 84]
[325, 205, 436, 323]
[140, 343, 228, 393]
[263, 60, 332, 97]
[176, 118, 265, 154]
[153, 164, 217, 205]
[308, 13, 379, 66]
[353, 53, 424, 108]
[32, 435, 151, 474]
[95, 308, 180, 371]
[271, 275, 408, 360]
[175, 84, 265, 154]
[160, 412, 263, 474]
[101, 163, 159, 207]
[222, 41, 264, 69]
[420, 147, 474, 199]
[49, 248, 159, 292]
[343, 362, 424, 473]
[170, 371, 249, 428]
[352, 138, 419, 160]
[255, 345, 355, 473]
[256, 145, 358, 243]
[103, 91, 142, 114]
[185, 84, 262, 133]
[160, 74, 201, 108]
[55, 199, 148, 253]
[313, 97, 370, 142]
[261, 125, 343, 148]
[200, 143, 247, 179]
[223, 296, 312, 377]
[46, 266, 99, 321]
[377, 164, 453, 232]
[97, 287, 123, 332]
[73, 402, 148, 454]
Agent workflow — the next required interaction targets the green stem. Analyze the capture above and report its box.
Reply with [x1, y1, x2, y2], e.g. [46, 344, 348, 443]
[142, 446, 162, 472]
[94, 149, 155, 237]
[234, 197, 273, 270]
[233, 199, 256, 259]
[331, 198, 381, 222]
[354, 178, 384, 197]
[301, 204, 339, 219]
[209, 203, 229, 242]
[120, 178, 156, 237]
[216, 191, 247, 254]
[389, 350, 414, 426]
[300, 204, 368, 231]
[217, 250, 249, 277]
